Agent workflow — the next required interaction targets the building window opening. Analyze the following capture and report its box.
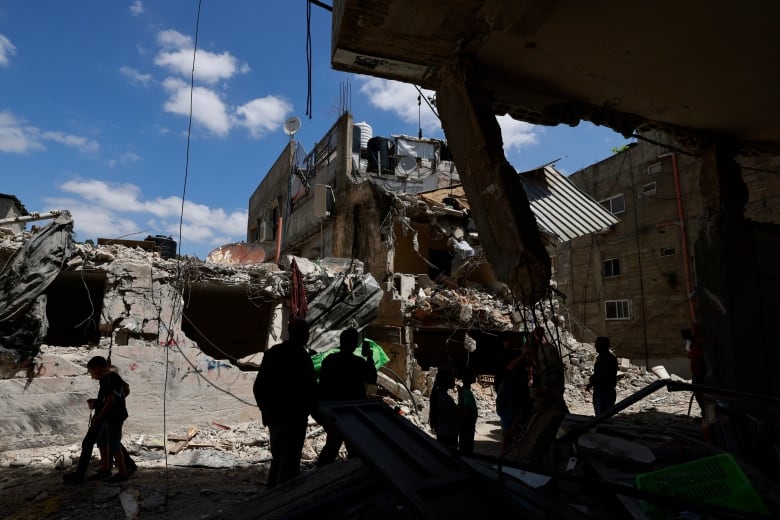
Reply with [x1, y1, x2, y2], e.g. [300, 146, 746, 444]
[605, 299, 631, 320]
[642, 182, 657, 196]
[602, 258, 620, 277]
[661, 247, 676, 257]
[599, 194, 625, 215]
[647, 161, 664, 175]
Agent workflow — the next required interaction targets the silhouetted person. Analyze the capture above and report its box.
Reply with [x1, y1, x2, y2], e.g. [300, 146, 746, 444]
[429, 368, 458, 449]
[253, 318, 317, 488]
[63, 356, 132, 484]
[586, 336, 618, 415]
[682, 326, 706, 409]
[315, 327, 377, 466]
[457, 370, 478, 454]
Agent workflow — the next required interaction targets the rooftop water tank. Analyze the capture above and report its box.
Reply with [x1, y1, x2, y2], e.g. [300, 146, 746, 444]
[146, 235, 177, 259]
[354, 121, 372, 149]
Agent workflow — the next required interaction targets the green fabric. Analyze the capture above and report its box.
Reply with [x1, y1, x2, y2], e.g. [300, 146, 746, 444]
[311, 338, 390, 377]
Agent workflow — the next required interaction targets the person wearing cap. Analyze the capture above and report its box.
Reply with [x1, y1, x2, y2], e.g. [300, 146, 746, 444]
[586, 336, 618, 415]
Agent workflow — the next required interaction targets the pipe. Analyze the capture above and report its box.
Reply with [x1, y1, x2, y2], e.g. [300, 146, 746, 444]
[0, 210, 63, 226]
[660, 152, 696, 326]
[274, 216, 283, 264]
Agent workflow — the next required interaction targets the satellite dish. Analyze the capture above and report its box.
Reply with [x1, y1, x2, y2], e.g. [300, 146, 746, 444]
[283, 116, 301, 136]
[398, 156, 417, 174]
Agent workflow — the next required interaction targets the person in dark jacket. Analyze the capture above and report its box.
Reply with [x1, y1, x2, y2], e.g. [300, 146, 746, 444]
[586, 336, 618, 415]
[315, 327, 377, 466]
[253, 318, 318, 488]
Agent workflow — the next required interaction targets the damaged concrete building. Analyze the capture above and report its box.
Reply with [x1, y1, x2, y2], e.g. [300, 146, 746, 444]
[329, 0, 780, 399]
[246, 111, 617, 388]
[0, 210, 386, 450]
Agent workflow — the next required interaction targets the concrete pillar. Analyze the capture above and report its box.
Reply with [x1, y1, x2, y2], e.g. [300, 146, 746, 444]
[694, 140, 780, 397]
[436, 56, 551, 304]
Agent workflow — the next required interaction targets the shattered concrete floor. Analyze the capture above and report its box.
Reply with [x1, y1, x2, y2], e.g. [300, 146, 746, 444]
[0, 378, 705, 519]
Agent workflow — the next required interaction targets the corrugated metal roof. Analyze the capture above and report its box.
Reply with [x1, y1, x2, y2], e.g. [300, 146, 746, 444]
[411, 165, 618, 242]
[519, 165, 619, 242]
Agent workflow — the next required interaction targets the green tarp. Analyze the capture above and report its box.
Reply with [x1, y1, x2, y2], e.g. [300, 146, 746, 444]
[311, 338, 390, 377]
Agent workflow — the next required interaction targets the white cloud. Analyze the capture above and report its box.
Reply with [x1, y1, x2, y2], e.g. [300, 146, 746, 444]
[41, 131, 100, 153]
[51, 178, 248, 256]
[108, 151, 142, 168]
[155, 48, 250, 84]
[235, 96, 292, 138]
[359, 78, 440, 134]
[154, 29, 250, 84]
[497, 115, 538, 151]
[162, 77, 231, 136]
[47, 197, 146, 239]
[0, 111, 99, 154]
[120, 66, 153, 86]
[0, 34, 16, 67]
[0, 111, 44, 153]
[157, 29, 192, 50]
[129, 1, 144, 16]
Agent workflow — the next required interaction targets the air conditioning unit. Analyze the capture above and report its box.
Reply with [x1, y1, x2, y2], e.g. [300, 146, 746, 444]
[313, 184, 330, 219]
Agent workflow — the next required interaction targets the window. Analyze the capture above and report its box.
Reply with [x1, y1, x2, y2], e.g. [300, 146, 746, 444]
[602, 258, 620, 277]
[647, 161, 663, 175]
[599, 194, 625, 215]
[605, 299, 631, 320]
[642, 182, 657, 196]
[661, 247, 676, 257]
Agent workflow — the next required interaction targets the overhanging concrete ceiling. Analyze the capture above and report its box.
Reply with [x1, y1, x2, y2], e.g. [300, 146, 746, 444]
[331, 0, 780, 154]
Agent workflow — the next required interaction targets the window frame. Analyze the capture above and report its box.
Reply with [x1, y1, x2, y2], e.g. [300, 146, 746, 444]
[660, 247, 676, 257]
[604, 299, 631, 320]
[642, 181, 657, 196]
[647, 161, 664, 175]
[599, 193, 626, 215]
[602, 258, 621, 277]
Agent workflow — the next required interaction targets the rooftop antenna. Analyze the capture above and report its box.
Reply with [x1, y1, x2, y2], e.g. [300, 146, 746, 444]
[283, 115, 302, 140]
[284, 115, 302, 167]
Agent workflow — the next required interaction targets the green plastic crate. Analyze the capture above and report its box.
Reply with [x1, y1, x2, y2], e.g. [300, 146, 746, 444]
[635, 453, 771, 518]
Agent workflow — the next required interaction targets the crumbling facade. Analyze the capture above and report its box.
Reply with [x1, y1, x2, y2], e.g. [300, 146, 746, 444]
[247, 112, 622, 391]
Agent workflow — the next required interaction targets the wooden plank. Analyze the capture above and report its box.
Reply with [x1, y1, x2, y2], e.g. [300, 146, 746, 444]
[168, 426, 198, 454]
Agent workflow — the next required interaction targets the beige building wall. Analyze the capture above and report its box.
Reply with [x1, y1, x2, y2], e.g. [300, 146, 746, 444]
[556, 135, 780, 374]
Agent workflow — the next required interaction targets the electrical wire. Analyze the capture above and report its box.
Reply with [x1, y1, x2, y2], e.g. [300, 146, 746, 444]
[305, 1, 313, 119]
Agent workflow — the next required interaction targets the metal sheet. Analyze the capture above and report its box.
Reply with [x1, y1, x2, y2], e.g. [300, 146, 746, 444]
[206, 242, 267, 265]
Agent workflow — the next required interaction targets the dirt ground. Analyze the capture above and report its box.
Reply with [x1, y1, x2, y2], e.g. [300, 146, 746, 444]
[1, 379, 702, 520]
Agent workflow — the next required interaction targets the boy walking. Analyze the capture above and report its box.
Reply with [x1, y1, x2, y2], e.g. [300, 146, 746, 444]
[63, 356, 131, 484]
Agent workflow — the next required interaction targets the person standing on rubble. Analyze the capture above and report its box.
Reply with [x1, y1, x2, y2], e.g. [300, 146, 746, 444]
[253, 317, 318, 488]
[457, 369, 479, 454]
[429, 368, 459, 449]
[494, 332, 529, 438]
[315, 327, 377, 466]
[586, 336, 618, 415]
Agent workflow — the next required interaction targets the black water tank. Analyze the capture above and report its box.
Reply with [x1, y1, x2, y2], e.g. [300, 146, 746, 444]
[366, 136, 392, 174]
[352, 125, 362, 153]
[146, 235, 177, 259]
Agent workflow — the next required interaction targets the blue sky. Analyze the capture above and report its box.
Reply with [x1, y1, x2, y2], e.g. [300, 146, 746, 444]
[0, 1, 629, 259]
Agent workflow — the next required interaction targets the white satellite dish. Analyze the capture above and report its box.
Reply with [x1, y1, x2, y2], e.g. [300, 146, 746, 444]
[398, 156, 417, 174]
[283, 116, 301, 136]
